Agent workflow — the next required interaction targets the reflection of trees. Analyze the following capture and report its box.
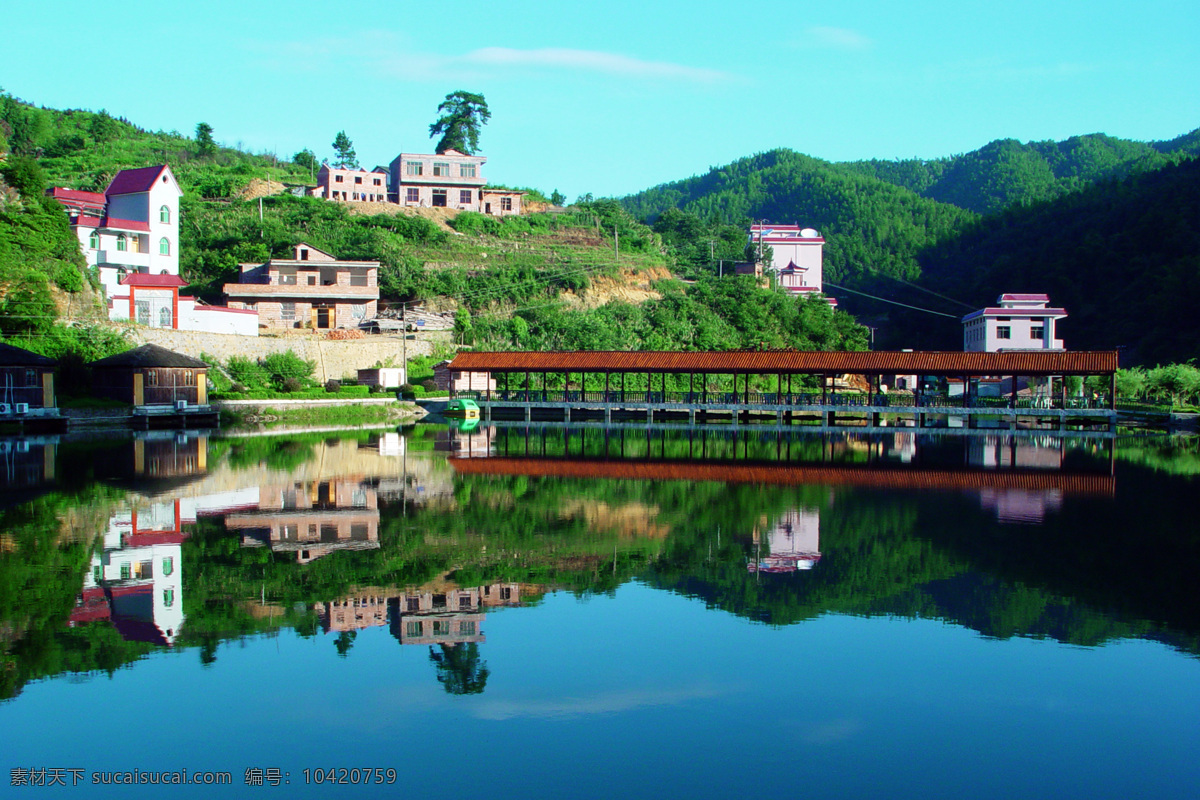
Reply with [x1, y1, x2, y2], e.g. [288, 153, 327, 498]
[335, 631, 357, 658]
[428, 643, 489, 694]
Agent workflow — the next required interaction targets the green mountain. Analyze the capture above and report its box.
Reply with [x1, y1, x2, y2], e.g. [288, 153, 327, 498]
[905, 156, 1200, 364]
[621, 149, 977, 286]
[844, 132, 1197, 215]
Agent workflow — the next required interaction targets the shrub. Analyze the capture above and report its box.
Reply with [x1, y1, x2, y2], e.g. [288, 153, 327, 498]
[227, 355, 269, 389]
[369, 383, 385, 394]
[262, 350, 315, 387]
[282, 377, 304, 393]
[53, 263, 84, 292]
[324, 379, 341, 393]
[421, 379, 438, 393]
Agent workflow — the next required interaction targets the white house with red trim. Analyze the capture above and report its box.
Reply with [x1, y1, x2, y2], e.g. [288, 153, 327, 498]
[48, 165, 182, 304]
[962, 293, 1067, 352]
[748, 223, 826, 297]
[109, 274, 258, 335]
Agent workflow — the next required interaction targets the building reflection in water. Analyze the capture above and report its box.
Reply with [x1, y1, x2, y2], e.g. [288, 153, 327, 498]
[312, 583, 525, 645]
[0, 437, 56, 495]
[228, 479, 379, 563]
[968, 435, 1068, 524]
[750, 509, 822, 573]
[71, 500, 187, 646]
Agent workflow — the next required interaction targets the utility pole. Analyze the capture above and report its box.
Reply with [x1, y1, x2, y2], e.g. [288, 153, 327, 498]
[614, 229, 619, 263]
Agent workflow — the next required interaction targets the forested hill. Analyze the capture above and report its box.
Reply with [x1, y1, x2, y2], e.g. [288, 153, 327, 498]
[901, 157, 1200, 365]
[842, 131, 1199, 215]
[620, 149, 978, 287]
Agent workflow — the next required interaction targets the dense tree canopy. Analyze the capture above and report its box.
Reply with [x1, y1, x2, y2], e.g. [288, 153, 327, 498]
[429, 91, 490, 155]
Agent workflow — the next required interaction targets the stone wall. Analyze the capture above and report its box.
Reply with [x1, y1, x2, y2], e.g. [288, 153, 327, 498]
[130, 328, 445, 381]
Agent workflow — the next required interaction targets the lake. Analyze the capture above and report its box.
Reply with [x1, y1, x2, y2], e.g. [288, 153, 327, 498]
[1, 425, 1198, 798]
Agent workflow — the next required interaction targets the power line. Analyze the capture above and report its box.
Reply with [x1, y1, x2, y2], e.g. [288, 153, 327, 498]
[869, 270, 976, 311]
[823, 281, 961, 318]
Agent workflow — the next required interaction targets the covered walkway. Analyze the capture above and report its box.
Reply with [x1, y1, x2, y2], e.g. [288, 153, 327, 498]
[446, 350, 1119, 428]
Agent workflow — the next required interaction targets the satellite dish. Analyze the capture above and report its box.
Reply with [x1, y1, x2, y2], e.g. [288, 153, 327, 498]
[800, 228, 819, 238]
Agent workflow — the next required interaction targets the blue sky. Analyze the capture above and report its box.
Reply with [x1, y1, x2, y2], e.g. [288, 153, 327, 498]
[4, 0, 1198, 199]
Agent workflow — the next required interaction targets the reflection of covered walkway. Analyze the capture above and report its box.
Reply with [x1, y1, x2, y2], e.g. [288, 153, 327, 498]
[450, 456, 1114, 496]
[448, 350, 1119, 427]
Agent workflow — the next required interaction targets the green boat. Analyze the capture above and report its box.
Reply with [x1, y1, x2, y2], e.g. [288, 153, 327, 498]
[444, 398, 481, 419]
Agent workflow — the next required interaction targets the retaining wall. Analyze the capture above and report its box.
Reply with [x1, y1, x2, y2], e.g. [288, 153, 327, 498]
[131, 328, 444, 382]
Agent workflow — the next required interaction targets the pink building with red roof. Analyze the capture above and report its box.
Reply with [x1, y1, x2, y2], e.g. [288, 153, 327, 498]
[962, 293, 1067, 352]
[748, 223, 826, 298]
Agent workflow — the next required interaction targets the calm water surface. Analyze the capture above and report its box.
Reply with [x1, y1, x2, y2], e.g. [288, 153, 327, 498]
[1, 425, 1198, 798]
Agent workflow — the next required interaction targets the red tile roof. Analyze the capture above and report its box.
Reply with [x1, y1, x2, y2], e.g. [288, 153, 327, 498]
[106, 165, 169, 196]
[962, 307, 1067, 321]
[102, 217, 151, 232]
[448, 350, 1118, 376]
[46, 187, 107, 211]
[1000, 293, 1050, 302]
[74, 214, 103, 228]
[121, 274, 187, 287]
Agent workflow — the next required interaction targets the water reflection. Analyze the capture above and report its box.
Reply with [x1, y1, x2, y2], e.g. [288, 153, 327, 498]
[1, 425, 1197, 708]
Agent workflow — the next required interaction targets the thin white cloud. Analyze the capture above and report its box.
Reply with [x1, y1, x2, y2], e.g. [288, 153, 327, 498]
[251, 35, 734, 84]
[468, 684, 728, 721]
[802, 26, 874, 51]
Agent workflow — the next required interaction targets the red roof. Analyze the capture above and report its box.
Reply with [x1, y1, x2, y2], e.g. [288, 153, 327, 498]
[102, 216, 151, 232]
[121, 274, 186, 288]
[448, 349, 1118, 376]
[106, 165, 170, 196]
[962, 307, 1067, 321]
[47, 187, 107, 211]
[74, 215, 103, 228]
[125, 531, 186, 545]
[1000, 293, 1050, 302]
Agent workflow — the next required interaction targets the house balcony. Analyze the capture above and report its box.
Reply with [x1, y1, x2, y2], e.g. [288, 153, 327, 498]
[97, 250, 151, 269]
[222, 283, 379, 300]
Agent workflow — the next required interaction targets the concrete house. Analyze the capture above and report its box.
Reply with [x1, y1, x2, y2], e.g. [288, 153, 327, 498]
[315, 164, 389, 202]
[111, 274, 258, 335]
[962, 294, 1067, 352]
[224, 243, 380, 330]
[388, 149, 487, 210]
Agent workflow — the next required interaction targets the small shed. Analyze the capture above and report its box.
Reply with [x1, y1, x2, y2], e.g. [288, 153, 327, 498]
[357, 367, 407, 389]
[89, 344, 209, 407]
[0, 341, 56, 413]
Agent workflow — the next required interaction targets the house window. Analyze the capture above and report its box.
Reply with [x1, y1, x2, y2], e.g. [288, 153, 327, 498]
[432, 162, 450, 177]
[159, 205, 170, 223]
[146, 370, 159, 386]
[120, 562, 131, 580]
[280, 272, 297, 285]
[116, 233, 127, 251]
[24, 368, 37, 386]
[354, 176, 362, 184]
[93, 565, 102, 583]
[159, 306, 172, 327]
[460, 164, 476, 178]
[163, 589, 175, 607]
[459, 190, 472, 204]
[372, 178, 382, 186]
[159, 237, 170, 255]
[350, 273, 368, 287]
[406, 161, 423, 176]
[432, 620, 450, 636]
[405, 187, 419, 203]
[501, 197, 513, 211]
[89, 231, 99, 249]
[459, 620, 476, 636]
[307, 275, 317, 285]
[432, 189, 447, 207]
[405, 621, 422, 638]
[996, 326, 1011, 339]
[281, 302, 296, 321]
[1031, 326, 1044, 340]
[335, 175, 344, 183]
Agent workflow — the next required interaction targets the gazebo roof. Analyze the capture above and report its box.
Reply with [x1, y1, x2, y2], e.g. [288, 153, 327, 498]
[88, 344, 208, 370]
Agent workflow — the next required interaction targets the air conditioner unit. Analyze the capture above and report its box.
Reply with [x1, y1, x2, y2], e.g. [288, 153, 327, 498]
[14, 403, 29, 415]
[0, 403, 9, 415]
[175, 400, 188, 411]
[16, 441, 29, 453]
[0, 441, 9, 453]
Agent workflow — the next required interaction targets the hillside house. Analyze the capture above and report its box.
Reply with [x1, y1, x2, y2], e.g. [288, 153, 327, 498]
[48, 165, 182, 311]
[962, 294, 1067, 352]
[110, 274, 259, 335]
[315, 165, 389, 202]
[224, 243, 379, 330]
[388, 149, 489, 211]
[748, 223, 825, 295]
